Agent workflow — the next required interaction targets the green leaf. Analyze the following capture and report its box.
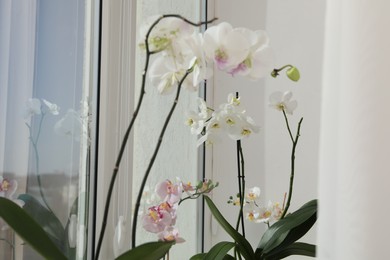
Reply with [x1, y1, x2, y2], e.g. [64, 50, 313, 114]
[265, 212, 316, 258]
[115, 241, 174, 260]
[204, 241, 236, 260]
[0, 197, 67, 260]
[204, 196, 255, 259]
[18, 194, 65, 247]
[257, 199, 317, 254]
[190, 253, 207, 260]
[265, 242, 315, 259]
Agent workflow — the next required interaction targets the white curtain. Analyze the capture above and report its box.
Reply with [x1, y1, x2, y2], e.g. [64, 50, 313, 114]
[0, 0, 37, 176]
[0, 1, 37, 258]
[318, 0, 390, 259]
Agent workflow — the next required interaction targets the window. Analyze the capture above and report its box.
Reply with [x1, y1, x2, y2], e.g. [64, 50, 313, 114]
[0, 0, 99, 259]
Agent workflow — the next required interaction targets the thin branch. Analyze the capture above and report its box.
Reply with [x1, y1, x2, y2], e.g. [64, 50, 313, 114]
[280, 117, 303, 219]
[131, 71, 189, 248]
[235, 140, 246, 238]
[282, 109, 294, 143]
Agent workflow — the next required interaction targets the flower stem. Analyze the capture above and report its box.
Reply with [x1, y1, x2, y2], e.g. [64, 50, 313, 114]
[131, 71, 189, 248]
[178, 193, 201, 205]
[280, 117, 303, 219]
[282, 109, 294, 143]
[271, 64, 293, 78]
[235, 140, 246, 238]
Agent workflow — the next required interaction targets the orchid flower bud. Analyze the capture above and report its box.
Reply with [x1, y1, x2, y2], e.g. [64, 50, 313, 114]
[286, 66, 300, 82]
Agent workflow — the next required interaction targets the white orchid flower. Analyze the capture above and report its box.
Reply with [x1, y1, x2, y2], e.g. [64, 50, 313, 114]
[252, 201, 283, 224]
[245, 208, 262, 222]
[149, 55, 187, 94]
[197, 116, 223, 146]
[184, 33, 213, 90]
[226, 115, 260, 140]
[203, 22, 250, 71]
[245, 186, 261, 202]
[23, 98, 41, 119]
[185, 98, 209, 135]
[228, 29, 274, 79]
[269, 91, 298, 115]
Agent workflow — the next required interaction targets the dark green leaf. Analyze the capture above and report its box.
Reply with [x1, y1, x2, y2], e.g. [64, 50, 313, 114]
[204, 241, 236, 260]
[190, 253, 207, 260]
[204, 196, 255, 259]
[115, 241, 174, 260]
[257, 199, 317, 254]
[222, 254, 235, 260]
[0, 197, 67, 260]
[264, 213, 317, 258]
[265, 242, 315, 260]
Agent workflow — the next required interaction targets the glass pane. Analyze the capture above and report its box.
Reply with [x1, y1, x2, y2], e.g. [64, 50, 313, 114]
[0, 0, 98, 259]
[132, 0, 202, 259]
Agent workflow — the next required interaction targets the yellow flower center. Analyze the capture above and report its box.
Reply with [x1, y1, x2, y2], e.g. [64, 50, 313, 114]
[262, 211, 271, 219]
[277, 103, 285, 111]
[226, 118, 235, 125]
[186, 118, 194, 126]
[164, 234, 175, 241]
[1, 180, 10, 191]
[211, 123, 220, 129]
[241, 129, 252, 136]
[149, 210, 159, 222]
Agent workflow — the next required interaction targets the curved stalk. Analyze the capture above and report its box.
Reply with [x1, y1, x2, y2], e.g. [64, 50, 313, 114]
[280, 117, 303, 219]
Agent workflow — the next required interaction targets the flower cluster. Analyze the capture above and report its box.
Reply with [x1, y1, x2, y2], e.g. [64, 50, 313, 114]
[141, 17, 274, 94]
[186, 93, 260, 146]
[228, 186, 283, 225]
[142, 179, 218, 242]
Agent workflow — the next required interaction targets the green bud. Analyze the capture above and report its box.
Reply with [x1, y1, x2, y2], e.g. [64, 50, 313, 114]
[286, 66, 300, 82]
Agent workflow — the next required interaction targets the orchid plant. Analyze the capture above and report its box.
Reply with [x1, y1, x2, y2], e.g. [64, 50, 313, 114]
[0, 14, 316, 260]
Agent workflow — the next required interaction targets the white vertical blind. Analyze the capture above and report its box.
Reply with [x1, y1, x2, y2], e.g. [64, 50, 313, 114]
[319, 1, 390, 259]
